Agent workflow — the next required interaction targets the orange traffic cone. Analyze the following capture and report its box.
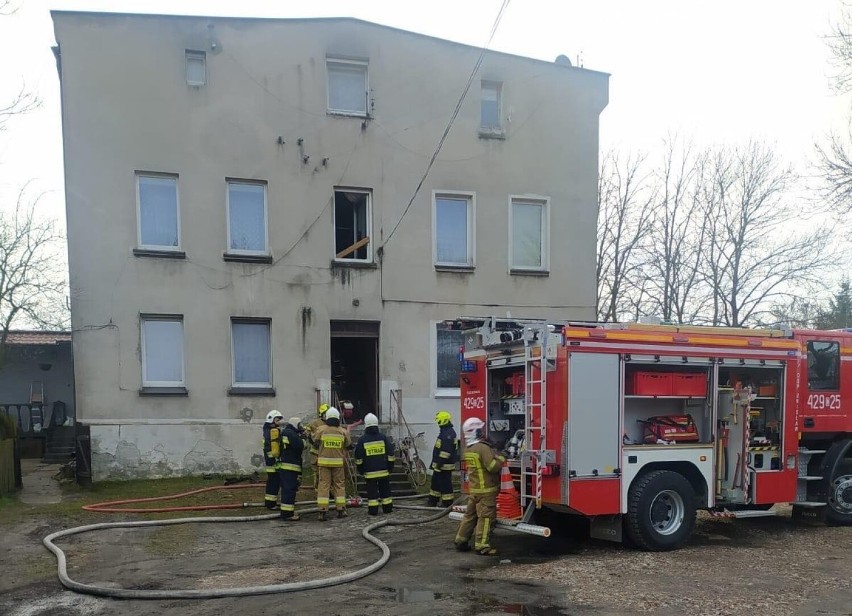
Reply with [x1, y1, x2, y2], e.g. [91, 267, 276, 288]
[496, 464, 522, 520]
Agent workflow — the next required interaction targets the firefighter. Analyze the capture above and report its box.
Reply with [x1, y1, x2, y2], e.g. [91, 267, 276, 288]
[354, 413, 395, 515]
[304, 403, 329, 489]
[454, 417, 505, 556]
[261, 410, 284, 510]
[313, 406, 351, 520]
[277, 417, 305, 521]
[427, 410, 459, 508]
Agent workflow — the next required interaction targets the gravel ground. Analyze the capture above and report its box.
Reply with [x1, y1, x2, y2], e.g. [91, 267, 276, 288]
[0, 503, 849, 616]
[496, 508, 852, 615]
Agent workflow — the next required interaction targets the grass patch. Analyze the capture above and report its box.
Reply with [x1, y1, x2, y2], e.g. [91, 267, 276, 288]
[0, 475, 270, 527]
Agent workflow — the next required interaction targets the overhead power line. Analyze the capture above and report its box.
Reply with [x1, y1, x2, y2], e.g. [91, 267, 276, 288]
[380, 0, 511, 250]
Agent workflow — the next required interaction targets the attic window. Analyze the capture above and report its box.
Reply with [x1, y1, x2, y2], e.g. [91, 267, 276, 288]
[334, 189, 371, 262]
[186, 50, 206, 87]
[481, 81, 502, 129]
[327, 59, 368, 116]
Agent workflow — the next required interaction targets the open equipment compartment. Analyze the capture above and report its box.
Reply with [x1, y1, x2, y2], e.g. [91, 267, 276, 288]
[717, 362, 785, 478]
[486, 364, 527, 455]
[623, 359, 712, 446]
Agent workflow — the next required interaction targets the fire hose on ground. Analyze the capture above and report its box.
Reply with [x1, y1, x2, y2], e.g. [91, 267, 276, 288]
[42, 490, 551, 600]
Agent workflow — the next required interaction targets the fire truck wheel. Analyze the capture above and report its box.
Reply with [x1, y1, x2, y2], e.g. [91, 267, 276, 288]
[826, 459, 852, 525]
[626, 470, 696, 551]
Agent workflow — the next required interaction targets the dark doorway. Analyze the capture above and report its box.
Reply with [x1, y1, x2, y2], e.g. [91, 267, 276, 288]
[330, 320, 379, 423]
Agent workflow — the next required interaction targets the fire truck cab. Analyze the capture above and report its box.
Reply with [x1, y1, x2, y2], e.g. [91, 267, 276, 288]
[455, 317, 852, 551]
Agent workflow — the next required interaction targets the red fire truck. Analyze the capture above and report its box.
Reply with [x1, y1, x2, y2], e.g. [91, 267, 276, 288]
[455, 317, 852, 551]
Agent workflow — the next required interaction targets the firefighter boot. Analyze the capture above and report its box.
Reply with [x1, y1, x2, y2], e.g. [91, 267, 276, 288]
[426, 495, 439, 508]
[336, 508, 348, 519]
[454, 540, 471, 552]
[318, 511, 327, 522]
[382, 503, 393, 514]
[368, 506, 379, 516]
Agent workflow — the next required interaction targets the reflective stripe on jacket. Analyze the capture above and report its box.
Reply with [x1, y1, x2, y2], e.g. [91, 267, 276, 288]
[430, 425, 459, 472]
[276, 424, 304, 472]
[354, 427, 395, 479]
[314, 424, 351, 467]
[462, 441, 505, 495]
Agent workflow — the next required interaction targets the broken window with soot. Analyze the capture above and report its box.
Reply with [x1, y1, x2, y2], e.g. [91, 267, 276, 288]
[334, 189, 372, 262]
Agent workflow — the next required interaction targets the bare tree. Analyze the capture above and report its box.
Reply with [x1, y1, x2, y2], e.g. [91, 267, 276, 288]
[596, 150, 654, 322]
[826, 1, 852, 95]
[762, 296, 823, 329]
[815, 127, 852, 214]
[0, 4, 65, 359]
[0, 188, 68, 354]
[642, 138, 713, 324]
[0, 84, 39, 132]
[816, 2, 852, 214]
[700, 142, 832, 327]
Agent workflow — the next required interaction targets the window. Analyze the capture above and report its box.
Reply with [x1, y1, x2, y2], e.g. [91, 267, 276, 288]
[185, 50, 206, 87]
[137, 174, 180, 250]
[141, 316, 184, 388]
[807, 340, 840, 390]
[227, 181, 268, 254]
[433, 192, 475, 268]
[510, 197, 549, 272]
[334, 189, 372, 261]
[327, 59, 368, 116]
[231, 319, 272, 389]
[481, 81, 502, 130]
[435, 322, 463, 395]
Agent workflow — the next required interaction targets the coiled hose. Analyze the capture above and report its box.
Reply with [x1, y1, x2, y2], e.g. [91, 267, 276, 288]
[43, 494, 458, 599]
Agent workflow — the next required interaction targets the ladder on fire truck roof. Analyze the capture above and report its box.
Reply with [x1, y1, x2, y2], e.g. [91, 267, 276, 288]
[520, 326, 549, 522]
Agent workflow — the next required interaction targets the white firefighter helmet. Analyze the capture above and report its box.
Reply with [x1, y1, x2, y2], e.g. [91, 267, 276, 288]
[265, 410, 283, 423]
[462, 417, 485, 443]
[325, 407, 340, 420]
[364, 413, 379, 427]
[288, 417, 302, 430]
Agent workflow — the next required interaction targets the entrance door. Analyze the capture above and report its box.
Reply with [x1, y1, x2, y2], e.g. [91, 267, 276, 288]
[330, 320, 380, 423]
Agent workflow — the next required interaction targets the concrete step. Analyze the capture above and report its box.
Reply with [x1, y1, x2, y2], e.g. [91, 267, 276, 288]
[46, 439, 75, 448]
[43, 452, 74, 463]
[46, 426, 75, 439]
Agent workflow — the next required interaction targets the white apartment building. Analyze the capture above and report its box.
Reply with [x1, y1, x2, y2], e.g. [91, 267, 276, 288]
[51, 12, 609, 480]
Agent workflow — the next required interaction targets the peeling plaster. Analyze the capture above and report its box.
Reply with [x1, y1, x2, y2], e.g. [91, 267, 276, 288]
[90, 425, 255, 480]
[183, 440, 240, 474]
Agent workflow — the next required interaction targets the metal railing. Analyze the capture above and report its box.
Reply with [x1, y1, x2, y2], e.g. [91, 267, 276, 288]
[389, 389, 427, 488]
[0, 403, 45, 437]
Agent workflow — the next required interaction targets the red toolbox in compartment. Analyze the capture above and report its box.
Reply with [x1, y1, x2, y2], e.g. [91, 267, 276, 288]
[628, 372, 673, 396]
[671, 373, 707, 396]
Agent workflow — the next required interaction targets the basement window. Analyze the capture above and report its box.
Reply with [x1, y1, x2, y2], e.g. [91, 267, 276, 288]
[334, 188, 372, 262]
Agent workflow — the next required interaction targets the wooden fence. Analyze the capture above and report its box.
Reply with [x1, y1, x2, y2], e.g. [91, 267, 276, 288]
[0, 439, 16, 496]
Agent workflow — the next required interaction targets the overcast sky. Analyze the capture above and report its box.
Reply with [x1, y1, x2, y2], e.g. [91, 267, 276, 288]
[0, 0, 848, 231]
